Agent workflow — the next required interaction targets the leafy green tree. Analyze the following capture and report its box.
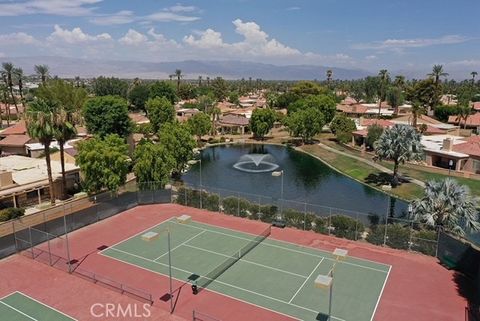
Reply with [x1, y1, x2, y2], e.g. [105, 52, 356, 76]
[386, 86, 404, 115]
[177, 83, 197, 100]
[434, 105, 461, 122]
[285, 108, 325, 143]
[290, 81, 329, 98]
[366, 124, 384, 149]
[92, 76, 128, 98]
[211, 77, 229, 101]
[25, 99, 58, 204]
[374, 125, 424, 186]
[349, 81, 365, 103]
[149, 81, 177, 104]
[76, 134, 129, 194]
[228, 91, 240, 105]
[249, 108, 276, 140]
[406, 78, 441, 112]
[159, 122, 196, 176]
[330, 114, 356, 143]
[83, 96, 132, 138]
[456, 104, 473, 129]
[187, 112, 212, 143]
[287, 95, 336, 123]
[128, 83, 150, 111]
[276, 92, 300, 108]
[133, 140, 175, 186]
[146, 96, 175, 133]
[411, 179, 480, 236]
[364, 76, 380, 103]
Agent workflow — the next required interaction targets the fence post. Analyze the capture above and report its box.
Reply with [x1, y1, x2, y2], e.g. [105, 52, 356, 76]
[408, 220, 414, 251]
[328, 208, 332, 236]
[237, 192, 240, 217]
[303, 202, 307, 231]
[28, 227, 34, 259]
[435, 227, 441, 257]
[63, 211, 72, 273]
[355, 213, 359, 241]
[383, 217, 388, 246]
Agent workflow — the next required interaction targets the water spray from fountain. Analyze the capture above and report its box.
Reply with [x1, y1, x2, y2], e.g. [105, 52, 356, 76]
[233, 154, 279, 173]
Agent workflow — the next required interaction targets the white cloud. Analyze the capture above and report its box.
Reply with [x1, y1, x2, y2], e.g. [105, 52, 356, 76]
[286, 6, 301, 11]
[145, 11, 200, 22]
[184, 29, 225, 49]
[0, 32, 38, 45]
[168, 4, 197, 13]
[352, 35, 470, 50]
[90, 10, 135, 25]
[365, 55, 377, 60]
[119, 29, 148, 46]
[48, 25, 112, 43]
[0, 0, 103, 17]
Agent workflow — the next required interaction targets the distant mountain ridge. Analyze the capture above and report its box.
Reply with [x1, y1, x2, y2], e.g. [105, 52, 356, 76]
[4, 56, 372, 80]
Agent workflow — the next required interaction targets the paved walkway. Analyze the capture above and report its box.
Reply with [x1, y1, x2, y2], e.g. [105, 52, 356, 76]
[317, 143, 426, 188]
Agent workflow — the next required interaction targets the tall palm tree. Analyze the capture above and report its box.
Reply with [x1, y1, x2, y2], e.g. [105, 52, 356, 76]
[394, 75, 406, 89]
[34, 64, 49, 84]
[53, 109, 77, 198]
[326, 69, 333, 83]
[198, 76, 202, 87]
[374, 125, 424, 186]
[0, 83, 10, 126]
[13, 68, 25, 110]
[25, 99, 57, 205]
[410, 101, 426, 129]
[1, 62, 19, 115]
[378, 69, 389, 115]
[456, 104, 472, 129]
[428, 65, 448, 85]
[206, 76, 210, 86]
[172, 69, 183, 91]
[471, 71, 478, 84]
[410, 179, 480, 236]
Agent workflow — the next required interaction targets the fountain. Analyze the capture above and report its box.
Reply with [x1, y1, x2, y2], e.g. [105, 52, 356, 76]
[233, 154, 279, 173]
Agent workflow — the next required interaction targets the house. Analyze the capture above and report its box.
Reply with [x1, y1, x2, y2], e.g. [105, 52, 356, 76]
[448, 113, 480, 132]
[25, 139, 82, 158]
[351, 119, 394, 149]
[129, 112, 150, 125]
[473, 102, 480, 111]
[336, 104, 368, 117]
[176, 108, 200, 122]
[0, 155, 80, 208]
[422, 135, 480, 174]
[217, 115, 250, 135]
[0, 121, 33, 156]
[392, 114, 457, 134]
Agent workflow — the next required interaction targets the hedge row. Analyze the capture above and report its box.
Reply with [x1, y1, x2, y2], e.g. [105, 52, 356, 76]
[175, 187, 437, 256]
[0, 207, 25, 222]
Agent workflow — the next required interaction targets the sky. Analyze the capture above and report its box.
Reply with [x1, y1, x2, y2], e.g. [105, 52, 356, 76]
[0, 0, 479, 75]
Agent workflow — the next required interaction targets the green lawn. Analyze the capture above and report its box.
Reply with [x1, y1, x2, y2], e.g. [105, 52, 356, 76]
[300, 144, 425, 201]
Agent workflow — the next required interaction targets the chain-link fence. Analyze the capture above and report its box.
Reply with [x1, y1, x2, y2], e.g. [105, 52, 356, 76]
[173, 183, 440, 256]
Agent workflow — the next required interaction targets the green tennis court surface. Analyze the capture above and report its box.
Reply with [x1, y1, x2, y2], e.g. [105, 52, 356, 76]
[101, 218, 391, 321]
[0, 292, 76, 321]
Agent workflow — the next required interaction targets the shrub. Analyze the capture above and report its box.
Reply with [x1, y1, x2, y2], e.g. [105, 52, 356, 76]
[369, 223, 411, 250]
[0, 207, 25, 222]
[366, 225, 385, 245]
[258, 205, 278, 223]
[336, 131, 352, 144]
[329, 215, 364, 240]
[411, 229, 437, 256]
[283, 208, 305, 229]
[313, 217, 328, 234]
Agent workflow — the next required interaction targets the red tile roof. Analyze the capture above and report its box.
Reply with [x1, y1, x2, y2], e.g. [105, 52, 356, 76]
[423, 125, 447, 135]
[360, 119, 394, 128]
[0, 134, 32, 147]
[352, 129, 368, 137]
[336, 104, 368, 114]
[473, 102, 480, 111]
[453, 141, 480, 157]
[448, 113, 480, 126]
[218, 115, 249, 126]
[0, 120, 27, 136]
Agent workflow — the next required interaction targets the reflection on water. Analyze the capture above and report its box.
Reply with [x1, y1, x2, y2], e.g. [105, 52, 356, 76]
[182, 144, 408, 217]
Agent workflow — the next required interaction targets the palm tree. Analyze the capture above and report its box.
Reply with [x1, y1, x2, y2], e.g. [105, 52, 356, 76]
[326, 69, 333, 83]
[428, 65, 448, 85]
[374, 125, 424, 186]
[25, 99, 57, 205]
[206, 76, 210, 86]
[386, 86, 404, 115]
[394, 75, 406, 89]
[198, 76, 202, 87]
[410, 179, 480, 236]
[13, 68, 25, 110]
[0, 83, 10, 126]
[1, 62, 19, 115]
[54, 109, 77, 198]
[172, 69, 183, 91]
[378, 69, 389, 115]
[34, 64, 49, 84]
[410, 101, 426, 129]
[471, 71, 478, 84]
[456, 104, 472, 129]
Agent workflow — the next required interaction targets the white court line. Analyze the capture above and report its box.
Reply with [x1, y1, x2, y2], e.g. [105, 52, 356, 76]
[182, 243, 308, 279]
[288, 258, 324, 304]
[174, 221, 389, 273]
[0, 300, 37, 321]
[154, 230, 206, 261]
[99, 217, 176, 255]
[370, 265, 392, 321]
[102, 247, 345, 321]
[11, 291, 78, 321]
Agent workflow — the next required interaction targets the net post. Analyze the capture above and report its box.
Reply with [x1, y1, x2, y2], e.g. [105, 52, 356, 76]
[63, 209, 72, 273]
[46, 229, 52, 266]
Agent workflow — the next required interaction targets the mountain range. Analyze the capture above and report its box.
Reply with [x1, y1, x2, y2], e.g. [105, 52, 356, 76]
[4, 56, 372, 80]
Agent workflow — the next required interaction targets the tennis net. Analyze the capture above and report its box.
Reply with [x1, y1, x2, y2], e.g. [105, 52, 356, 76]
[196, 225, 271, 289]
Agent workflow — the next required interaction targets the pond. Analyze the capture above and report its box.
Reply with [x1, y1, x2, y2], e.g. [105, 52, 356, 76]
[181, 144, 409, 219]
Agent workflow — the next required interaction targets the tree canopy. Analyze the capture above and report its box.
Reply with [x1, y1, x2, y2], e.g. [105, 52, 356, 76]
[249, 108, 276, 139]
[92, 76, 128, 98]
[146, 96, 175, 133]
[149, 81, 177, 104]
[285, 108, 325, 143]
[133, 140, 175, 187]
[187, 112, 212, 143]
[76, 134, 130, 194]
[128, 83, 150, 112]
[287, 94, 336, 122]
[159, 122, 196, 176]
[83, 95, 132, 138]
[330, 113, 356, 143]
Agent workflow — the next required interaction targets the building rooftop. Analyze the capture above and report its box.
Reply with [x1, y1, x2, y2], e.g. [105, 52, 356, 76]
[0, 134, 32, 147]
[421, 135, 469, 158]
[0, 120, 27, 136]
[218, 114, 250, 126]
[0, 155, 79, 187]
[448, 113, 480, 127]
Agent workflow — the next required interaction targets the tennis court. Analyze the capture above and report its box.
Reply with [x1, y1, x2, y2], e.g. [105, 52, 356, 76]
[0, 292, 76, 321]
[100, 217, 391, 321]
